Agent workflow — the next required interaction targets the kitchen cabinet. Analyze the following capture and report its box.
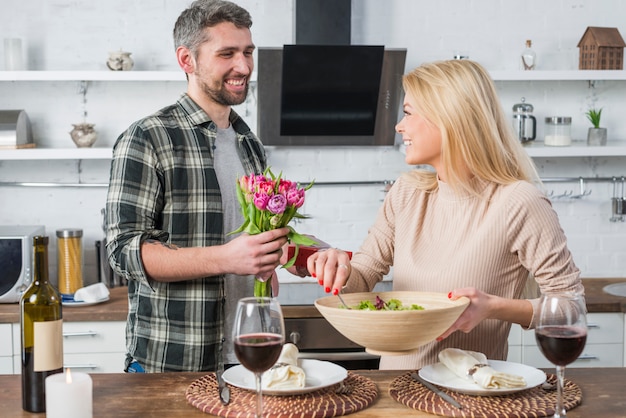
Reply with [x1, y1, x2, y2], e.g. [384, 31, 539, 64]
[10, 320, 126, 374]
[507, 323, 523, 364]
[0, 70, 626, 162]
[0, 324, 13, 374]
[514, 312, 625, 368]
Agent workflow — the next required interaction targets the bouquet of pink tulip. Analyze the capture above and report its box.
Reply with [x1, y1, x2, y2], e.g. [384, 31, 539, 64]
[231, 167, 317, 297]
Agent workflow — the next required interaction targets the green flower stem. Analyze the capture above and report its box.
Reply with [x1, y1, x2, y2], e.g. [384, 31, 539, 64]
[254, 277, 272, 297]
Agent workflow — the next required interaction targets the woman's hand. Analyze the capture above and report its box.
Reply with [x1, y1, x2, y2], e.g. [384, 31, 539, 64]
[307, 248, 352, 295]
[436, 287, 494, 341]
[437, 287, 534, 341]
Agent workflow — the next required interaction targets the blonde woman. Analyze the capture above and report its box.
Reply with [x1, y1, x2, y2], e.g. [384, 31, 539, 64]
[308, 60, 583, 370]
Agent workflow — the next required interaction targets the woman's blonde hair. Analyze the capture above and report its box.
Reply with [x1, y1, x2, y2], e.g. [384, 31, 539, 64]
[402, 59, 541, 195]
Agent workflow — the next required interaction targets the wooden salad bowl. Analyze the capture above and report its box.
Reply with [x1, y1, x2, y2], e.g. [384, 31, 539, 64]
[315, 291, 469, 356]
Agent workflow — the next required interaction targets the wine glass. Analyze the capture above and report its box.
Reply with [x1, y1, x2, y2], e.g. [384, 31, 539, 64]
[233, 297, 285, 418]
[535, 291, 587, 418]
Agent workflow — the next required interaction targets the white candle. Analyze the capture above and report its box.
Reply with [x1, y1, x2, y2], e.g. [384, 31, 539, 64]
[45, 368, 93, 418]
[4, 38, 24, 70]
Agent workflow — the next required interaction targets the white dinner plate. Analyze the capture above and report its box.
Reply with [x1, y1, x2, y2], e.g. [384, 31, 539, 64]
[419, 359, 546, 396]
[223, 359, 348, 396]
[62, 296, 110, 307]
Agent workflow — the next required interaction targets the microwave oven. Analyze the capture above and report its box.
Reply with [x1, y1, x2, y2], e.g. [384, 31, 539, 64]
[0, 225, 45, 303]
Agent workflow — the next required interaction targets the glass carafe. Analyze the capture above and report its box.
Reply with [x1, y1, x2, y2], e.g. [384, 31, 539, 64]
[512, 97, 536, 143]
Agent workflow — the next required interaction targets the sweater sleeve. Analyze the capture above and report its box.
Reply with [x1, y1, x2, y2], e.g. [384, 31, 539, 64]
[506, 182, 583, 328]
[345, 173, 418, 293]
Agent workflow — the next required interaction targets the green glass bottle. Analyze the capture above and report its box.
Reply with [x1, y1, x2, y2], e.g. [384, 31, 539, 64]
[20, 235, 63, 412]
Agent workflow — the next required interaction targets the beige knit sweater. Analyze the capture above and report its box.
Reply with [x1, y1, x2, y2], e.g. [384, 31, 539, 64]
[345, 171, 583, 370]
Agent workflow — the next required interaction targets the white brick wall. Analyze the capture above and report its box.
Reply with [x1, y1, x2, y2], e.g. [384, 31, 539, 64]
[0, 1, 624, 302]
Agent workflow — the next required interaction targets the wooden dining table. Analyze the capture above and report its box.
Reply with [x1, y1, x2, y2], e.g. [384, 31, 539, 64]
[1, 367, 625, 417]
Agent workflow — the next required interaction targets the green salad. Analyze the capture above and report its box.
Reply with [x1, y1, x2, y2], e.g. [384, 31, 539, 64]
[350, 295, 424, 311]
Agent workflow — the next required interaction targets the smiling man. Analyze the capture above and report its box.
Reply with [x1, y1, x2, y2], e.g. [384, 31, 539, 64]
[105, 0, 290, 373]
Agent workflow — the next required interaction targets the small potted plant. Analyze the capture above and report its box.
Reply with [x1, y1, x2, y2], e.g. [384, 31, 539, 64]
[586, 107, 607, 146]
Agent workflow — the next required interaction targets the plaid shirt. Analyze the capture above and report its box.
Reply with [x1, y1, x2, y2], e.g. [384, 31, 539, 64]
[105, 93, 266, 372]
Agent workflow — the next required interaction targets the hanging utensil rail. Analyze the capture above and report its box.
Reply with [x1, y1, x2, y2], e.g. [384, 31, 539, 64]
[1, 176, 625, 188]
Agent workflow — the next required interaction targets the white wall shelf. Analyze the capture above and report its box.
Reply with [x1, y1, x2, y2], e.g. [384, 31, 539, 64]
[489, 70, 626, 81]
[0, 71, 625, 161]
[523, 140, 626, 157]
[2, 141, 626, 161]
[0, 70, 258, 82]
[0, 147, 112, 160]
[0, 71, 186, 81]
[1, 70, 624, 82]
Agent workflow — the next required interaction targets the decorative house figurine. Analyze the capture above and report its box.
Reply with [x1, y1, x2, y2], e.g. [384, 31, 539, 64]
[577, 26, 625, 70]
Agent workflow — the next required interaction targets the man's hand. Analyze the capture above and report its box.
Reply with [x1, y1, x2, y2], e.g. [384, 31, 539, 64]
[225, 227, 290, 279]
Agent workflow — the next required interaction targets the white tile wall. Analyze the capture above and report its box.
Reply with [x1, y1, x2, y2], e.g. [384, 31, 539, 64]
[1, 0, 625, 304]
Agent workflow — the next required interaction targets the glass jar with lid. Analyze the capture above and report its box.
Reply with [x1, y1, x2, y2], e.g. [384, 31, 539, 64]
[56, 228, 84, 296]
[544, 116, 572, 146]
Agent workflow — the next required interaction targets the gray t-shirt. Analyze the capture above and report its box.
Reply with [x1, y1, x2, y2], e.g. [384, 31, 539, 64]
[214, 125, 254, 364]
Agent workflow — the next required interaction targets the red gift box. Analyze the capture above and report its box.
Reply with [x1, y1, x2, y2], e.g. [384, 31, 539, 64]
[287, 237, 352, 268]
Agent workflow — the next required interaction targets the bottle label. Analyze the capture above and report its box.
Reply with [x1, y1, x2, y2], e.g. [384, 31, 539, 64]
[33, 320, 63, 371]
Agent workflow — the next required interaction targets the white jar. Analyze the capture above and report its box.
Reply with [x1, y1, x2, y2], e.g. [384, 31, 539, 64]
[544, 117, 572, 146]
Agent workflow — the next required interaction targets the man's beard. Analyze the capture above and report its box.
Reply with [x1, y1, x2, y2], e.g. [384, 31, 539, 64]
[200, 77, 249, 106]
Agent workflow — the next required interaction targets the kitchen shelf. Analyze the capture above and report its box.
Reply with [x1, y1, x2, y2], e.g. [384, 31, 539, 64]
[1, 71, 625, 161]
[489, 70, 626, 81]
[2, 70, 624, 82]
[2, 141, 626, 161]
[0, 70, 186, 81]
[523, 140, 626, 157]
[0, 147, 112, 160]
[0, 70, 260, 82]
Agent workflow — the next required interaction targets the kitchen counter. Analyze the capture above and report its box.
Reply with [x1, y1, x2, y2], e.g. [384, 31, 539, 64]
[1, 368, 625, 417]
[1, 278, 625, 324]
[0, 286, 131, 324]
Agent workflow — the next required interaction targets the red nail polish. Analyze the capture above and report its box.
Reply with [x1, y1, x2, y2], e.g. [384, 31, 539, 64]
[325, 287, 330, 293]
[447, 292, 452, 299]
[312, 272, 316, 278]
[332, 288, 338, 295]
[318, 279, 323, 285]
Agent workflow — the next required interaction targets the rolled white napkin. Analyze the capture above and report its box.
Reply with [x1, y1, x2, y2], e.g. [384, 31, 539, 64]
[73, 283, 110, 302]
[438, 348, 526, 389]
[262, 343, 306, 389]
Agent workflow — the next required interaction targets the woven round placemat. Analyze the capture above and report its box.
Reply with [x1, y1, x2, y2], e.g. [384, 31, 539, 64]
[389, 371, 582, 418]
[186, 371, 378, 418]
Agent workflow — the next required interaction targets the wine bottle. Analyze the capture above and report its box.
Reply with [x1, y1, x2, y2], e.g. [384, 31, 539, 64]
[20, 235, 63, 412]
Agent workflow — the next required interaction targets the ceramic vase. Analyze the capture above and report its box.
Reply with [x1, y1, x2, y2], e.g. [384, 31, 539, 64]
[587, 127, 607, 146]
[107, 50, 134, 71]
[70, 123, 98, 148]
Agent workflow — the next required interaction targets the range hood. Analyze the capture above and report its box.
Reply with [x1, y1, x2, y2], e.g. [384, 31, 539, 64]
[295, 0, 351, 45]
[256, 0, 406, 147]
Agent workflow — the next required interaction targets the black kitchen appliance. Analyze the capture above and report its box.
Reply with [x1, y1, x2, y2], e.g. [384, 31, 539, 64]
[285, 314, 380, 370]
[0, 225, 45, 303]
[257, 45, 406, 147]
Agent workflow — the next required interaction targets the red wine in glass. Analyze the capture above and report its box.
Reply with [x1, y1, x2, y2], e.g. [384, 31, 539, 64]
[234, 333, 283, 374]
[536, 291, 586, 418]
[536, 326, 587, 366]
[233, 297, 285, 418]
